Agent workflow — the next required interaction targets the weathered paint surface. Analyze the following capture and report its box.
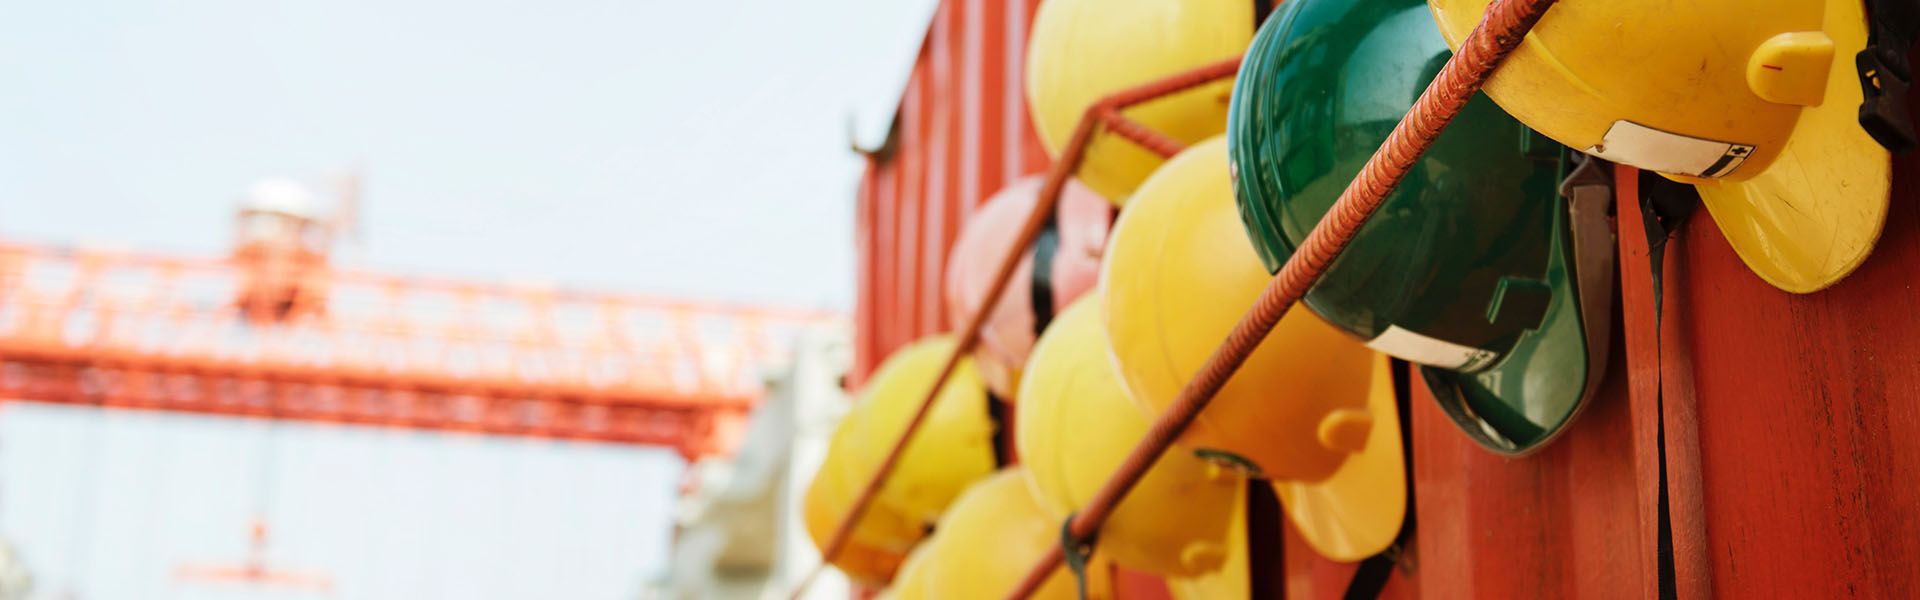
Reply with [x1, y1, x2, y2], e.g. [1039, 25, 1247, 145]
[1285, 293, 1644, 600]
[853, 0, 1049, 388]
[848, 0, 1142, 596]
[856, 2, 1920, 597]
[1271, 156, 1920, 598]
[1659, 146, 1920, 598]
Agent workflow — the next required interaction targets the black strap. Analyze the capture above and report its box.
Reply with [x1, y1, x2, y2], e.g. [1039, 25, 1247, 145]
[1637, 173, 1699, 321]
[1858, 0, 1919, 151]
[1341, 359, 1419, 600]
[1247, 482, 1287, 599]
[1343, 550, 1402, 600]
[1059, 514, 1097, 600]
[1656, 379, 1679, 600]
[1637, 171, 1695, 600]
[1030, 224, 1061, 336]
[986, 391, 1013, 468]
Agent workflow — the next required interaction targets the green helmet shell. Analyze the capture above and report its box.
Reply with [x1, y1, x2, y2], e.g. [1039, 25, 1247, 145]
[1226, 0, 1614, 453]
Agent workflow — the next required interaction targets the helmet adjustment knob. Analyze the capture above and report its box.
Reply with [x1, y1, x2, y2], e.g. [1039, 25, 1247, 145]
[1317, 408, 1375, 454]
[1179, 542, 1229, 573]
[1747, 32, 1836, 106]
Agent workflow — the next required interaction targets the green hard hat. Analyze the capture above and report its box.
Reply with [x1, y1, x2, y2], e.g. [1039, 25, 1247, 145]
[1225, 0, 1615, 454]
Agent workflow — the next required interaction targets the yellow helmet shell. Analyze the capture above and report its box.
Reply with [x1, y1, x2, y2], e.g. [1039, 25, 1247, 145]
[1016, 297, 1242, 577]
[1429, 0, 1890, 292]
[920, 469, 1114, 600]
[1268, 353, 1407, 562]
[1165, 487, 1249, 600]
[883, 540, 936, 600]
[847, 336, 998, 529]
[1025, 0, 1253, 203]
[1101, 136, 1406, 561]
[803, 407, 918, 585]
[1101, 136, 1373, 481]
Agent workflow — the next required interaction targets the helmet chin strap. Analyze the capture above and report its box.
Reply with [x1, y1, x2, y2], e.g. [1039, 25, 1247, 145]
[1029, 221, 1061, 337]
[1057, 515, 1097, 600]
[1422, 151, 1619, 456]
[1342, 360, 1418, 600]
[1420, 369, 1526, 453]
[1560, 154, 1618, 413]
[986, 390, 1014, 468]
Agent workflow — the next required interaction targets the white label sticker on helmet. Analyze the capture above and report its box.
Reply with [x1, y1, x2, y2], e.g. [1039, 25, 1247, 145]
[1365, 325, 1499, 372]
[1582, 120, 1755, 178]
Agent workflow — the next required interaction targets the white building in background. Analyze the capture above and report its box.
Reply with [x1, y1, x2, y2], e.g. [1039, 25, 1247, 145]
[0, 541, 31, 600]
[658, 325, 855, 600]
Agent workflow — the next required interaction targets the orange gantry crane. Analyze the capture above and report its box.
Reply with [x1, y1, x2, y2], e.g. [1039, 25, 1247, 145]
[0, 179, 839, 461]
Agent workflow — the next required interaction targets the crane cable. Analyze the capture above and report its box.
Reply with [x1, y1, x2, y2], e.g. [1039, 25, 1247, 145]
[1001, 0, 1558, 597]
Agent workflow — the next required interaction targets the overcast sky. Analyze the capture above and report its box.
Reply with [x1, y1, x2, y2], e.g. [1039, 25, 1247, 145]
[0, 0, 934, 597]
[0, 0, 933, 310]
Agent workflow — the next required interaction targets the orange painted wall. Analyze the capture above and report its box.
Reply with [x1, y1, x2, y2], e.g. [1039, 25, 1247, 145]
[851, 0, 1049, 388]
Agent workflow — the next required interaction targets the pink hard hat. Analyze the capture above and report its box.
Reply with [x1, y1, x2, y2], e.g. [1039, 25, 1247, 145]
[944, 175, 1113, 400]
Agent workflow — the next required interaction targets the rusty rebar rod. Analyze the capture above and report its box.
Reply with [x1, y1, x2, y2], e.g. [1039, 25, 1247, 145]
[1001, 0, 1559, 596]
[791, 57, 1242, 600]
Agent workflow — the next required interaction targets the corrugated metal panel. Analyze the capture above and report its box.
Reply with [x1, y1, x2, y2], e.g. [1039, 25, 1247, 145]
[845, 1, 1173, 597]
[1659, 151, 1920, 598]
[1276, 163, 1920, 599]
[853, 2, 1920, 598]
[852, 0, 1045, 387]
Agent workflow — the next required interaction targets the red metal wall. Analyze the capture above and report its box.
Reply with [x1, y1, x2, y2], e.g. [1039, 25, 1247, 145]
[1659, 149, 1920, 597]
[851, 0, 1049, 387]
[1264, 165, 1920, 599]
[852, 2, 1920, 598]
[848, 2, 1173, 596]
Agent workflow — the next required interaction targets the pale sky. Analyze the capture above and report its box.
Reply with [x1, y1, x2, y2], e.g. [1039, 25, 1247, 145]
[0, 0, 934, 309]
[1, 405, 685, 600]
[0, 0, 935, 597]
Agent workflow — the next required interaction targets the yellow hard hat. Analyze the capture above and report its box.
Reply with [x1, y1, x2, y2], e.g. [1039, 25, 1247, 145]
[942, 175, 1111, 400]
[1428, 0, 1891, 292]
[1101, 136, 1406, 562]
[1165, 487, 1249, 600]
[918, 469, 1114, 600]
[1015, 296, 1243, 577]
[803, 407, 918, 585]
[800, 487, 906, 586]
[845, 335, 999, 530]
[1024, 0, 1254, 203]
[883, 539, 936, 600]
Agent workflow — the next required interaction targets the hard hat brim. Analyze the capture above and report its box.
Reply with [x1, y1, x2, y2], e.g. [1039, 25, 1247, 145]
[1164, 489, 1250, 599]
[1693, 143, 1890, 293]
[1692, 0, 1891, 294]
[1270, 354, 1406, 563]
[1230, 0, 1605, 458]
